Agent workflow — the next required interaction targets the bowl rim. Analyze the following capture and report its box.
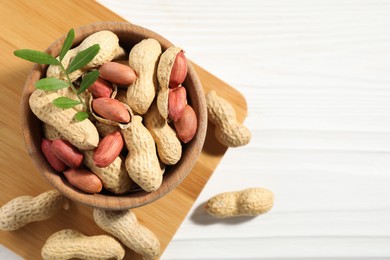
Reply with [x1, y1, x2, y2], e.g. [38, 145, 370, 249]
[20, 21, 207, 210]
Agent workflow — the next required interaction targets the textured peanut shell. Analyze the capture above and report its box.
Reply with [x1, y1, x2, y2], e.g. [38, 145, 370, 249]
[43, 123, 63, 140]
[115, 89, 128, 105]
[95, 121, 120, 137]
[41, 229, 125, 260]
[93, 209, 160, 260]
[56, 87, 88, 112]
[47, 30, 120, 82]
[144, 102, 181, 165]
[46, 47, 80, 82]
[156, 46, 183, 119]
[206, 91, 251, 147]
[127, 38, 162, 114]
[0, 190, 68, 231]
[121, 116, 162, 192]
[83, 150, 133, 194]
[29, 89, 99, 150]
[205, 188, 274, 218]
[113, 46, 127, 61]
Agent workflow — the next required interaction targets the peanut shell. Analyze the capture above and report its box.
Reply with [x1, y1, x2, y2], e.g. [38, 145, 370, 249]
[144, 102, 181, 165]
[41, 229, 125, 260]
[94, 209, 160, 260]
[127, 38, 162, 114]
[29, 89, 99, 150]
[0, 190, 68, 231]
[121, 115, 162, 192]
[157, 46, 183, 119]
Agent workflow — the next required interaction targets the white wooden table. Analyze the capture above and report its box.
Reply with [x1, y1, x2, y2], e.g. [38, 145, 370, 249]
[101, 1, 390, 259]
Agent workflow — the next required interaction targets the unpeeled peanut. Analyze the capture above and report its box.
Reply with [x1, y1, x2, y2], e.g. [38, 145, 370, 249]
[205, 188, 274, 218]
[41, 139, 67, 172]
[29, 89, 99, 150]
[92, 97, 130, 123]
[0, 190, 69, 231]
[94, 209, 160, 260]
[99, 61, 136, 85]
[47, 30, 121, 82]
[121, 115, 162, 192]
[168, 86, 187, 122]
[43, 123, 63, 140]
[63, 168, 103, 194]
[174, 104, 197, 143]
[206, 90, 251, 147]
[41, 229, 125, 260]
[127, 38, 162, 115]
[51, 139, 83, 168]
[95, 121, 119, 137]
[144, 103, 182, 165]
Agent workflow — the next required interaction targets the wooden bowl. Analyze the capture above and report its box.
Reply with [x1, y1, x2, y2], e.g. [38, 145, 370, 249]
[20, 22, 207, 210]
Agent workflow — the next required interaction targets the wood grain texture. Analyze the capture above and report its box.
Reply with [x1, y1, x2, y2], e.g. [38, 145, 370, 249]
[94, 1, 389, 259]
[0, 1, 247, 259]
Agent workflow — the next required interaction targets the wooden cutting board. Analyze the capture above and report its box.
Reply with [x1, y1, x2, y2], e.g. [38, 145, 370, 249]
[0, 1, 247, 259]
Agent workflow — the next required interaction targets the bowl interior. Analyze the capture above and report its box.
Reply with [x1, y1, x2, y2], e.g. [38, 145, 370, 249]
[20, 21, 207, 210]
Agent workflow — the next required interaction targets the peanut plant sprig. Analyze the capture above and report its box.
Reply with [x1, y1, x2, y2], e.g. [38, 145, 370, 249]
[14, 28, 100, 121]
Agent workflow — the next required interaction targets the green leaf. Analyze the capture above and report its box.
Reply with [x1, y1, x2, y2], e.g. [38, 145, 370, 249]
[66, 44, 100, 74]
[52, 97, 80, 108]
[59, 28, 75, 61]
[14, 49, 60, 65]
[35, 77, 69, 91]
[77, 70, 100, 94]
[74, 111, 89, 121]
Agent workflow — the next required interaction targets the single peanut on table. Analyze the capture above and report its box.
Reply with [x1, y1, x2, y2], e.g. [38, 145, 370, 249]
[41, 229, 125, 260]
[206, 90, 251, 147]
[205, 188, 274, 218]
[0, 190, 69, 231]
[94, 209, 160, 260]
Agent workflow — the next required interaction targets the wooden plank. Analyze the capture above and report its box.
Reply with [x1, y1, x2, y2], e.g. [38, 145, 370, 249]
[0, 0, 247, 259]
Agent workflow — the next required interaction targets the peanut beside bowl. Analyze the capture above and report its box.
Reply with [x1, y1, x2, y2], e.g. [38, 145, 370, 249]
[20, 21, 207, 210]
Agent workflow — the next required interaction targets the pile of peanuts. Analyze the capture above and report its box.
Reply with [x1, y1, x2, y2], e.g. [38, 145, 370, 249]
[0, 29, 275, 260]
[30, 31, 198, 194]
